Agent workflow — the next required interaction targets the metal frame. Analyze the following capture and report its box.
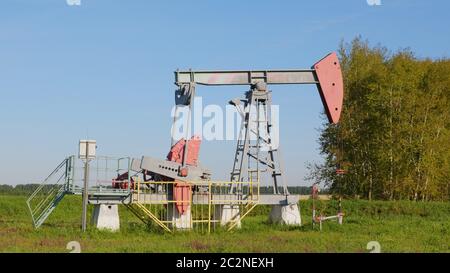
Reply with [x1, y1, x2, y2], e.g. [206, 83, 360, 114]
[172, 53, 344, 196]
[27, 156, 134, 228]
[127, 176, 260, 233]
[172, 81, 290, 195]
[311, 183, 344, 231]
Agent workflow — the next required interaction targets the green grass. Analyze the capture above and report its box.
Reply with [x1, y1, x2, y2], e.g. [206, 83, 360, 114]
[0, 195, 449, 253]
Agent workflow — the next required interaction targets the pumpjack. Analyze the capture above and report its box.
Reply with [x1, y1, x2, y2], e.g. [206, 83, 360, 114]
[27, 52, 344, 230]
[128, 52, 344, 226]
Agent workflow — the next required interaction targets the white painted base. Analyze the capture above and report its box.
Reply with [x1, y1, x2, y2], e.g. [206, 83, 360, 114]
[214, 205, 241, 228]
[167, 205, 192, 230]
[91, 204, 120, 231]
[269, 204, 302, 226]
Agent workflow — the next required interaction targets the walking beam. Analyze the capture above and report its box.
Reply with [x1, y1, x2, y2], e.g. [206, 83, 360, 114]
[174, 52, 344, 124]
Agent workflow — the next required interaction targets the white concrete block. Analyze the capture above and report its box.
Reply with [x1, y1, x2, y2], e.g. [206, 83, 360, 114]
[269, 204, 301, 226]
[91, 204, 120, 231]
[214, 205, 241, 228]
[167, 205, 192, 230]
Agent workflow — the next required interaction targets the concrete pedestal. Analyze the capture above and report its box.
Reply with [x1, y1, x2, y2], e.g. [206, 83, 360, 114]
[214, 205, 241, 228]
[91, 204, 120, 231]
[269, 204, 301, 226]
[167, 205, 192, 230]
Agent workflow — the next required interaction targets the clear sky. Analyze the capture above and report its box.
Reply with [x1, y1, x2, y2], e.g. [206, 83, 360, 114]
[0, 0, 448, 186]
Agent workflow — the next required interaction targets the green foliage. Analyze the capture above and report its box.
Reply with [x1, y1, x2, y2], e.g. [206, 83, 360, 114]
[308, 37, 450, 201]
[0, 184, 46, 195]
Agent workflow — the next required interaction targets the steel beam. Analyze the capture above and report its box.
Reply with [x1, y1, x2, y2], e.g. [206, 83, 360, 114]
[127, 193, 298, 205]
[175, 69, 317, 86]
[139, 156, 211, 181]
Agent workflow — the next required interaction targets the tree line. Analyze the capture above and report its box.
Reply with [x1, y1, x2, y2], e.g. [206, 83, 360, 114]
[307, 37, 450, 201]
[0, 184, 45, 195]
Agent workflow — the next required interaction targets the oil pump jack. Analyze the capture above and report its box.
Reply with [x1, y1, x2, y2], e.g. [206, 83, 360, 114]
[127, 52, 344, 227]
[27, 52, 344, 231]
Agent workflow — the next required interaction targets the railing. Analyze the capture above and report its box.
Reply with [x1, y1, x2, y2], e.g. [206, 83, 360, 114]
[128, 175, 260, 233]
[69, 156, 134, 196]
[26, 154, 262, 232]
[26, 156, 75, 228]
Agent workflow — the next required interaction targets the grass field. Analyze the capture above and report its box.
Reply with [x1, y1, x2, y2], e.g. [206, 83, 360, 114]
[0, 194, 449, 253]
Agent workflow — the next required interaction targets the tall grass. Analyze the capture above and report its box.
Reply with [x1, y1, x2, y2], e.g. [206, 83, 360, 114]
[0, 195, 448, 253]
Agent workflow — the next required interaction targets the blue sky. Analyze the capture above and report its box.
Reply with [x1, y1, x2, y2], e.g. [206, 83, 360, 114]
[0, 0, 448, 185]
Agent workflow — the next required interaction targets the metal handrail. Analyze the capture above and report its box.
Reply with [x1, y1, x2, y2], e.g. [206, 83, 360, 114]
[26, 156, 73, 228]
[129, 178, 260, 233]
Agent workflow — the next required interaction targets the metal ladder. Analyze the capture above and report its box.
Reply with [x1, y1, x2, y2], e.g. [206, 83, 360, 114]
[26, 156, 75, 228]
